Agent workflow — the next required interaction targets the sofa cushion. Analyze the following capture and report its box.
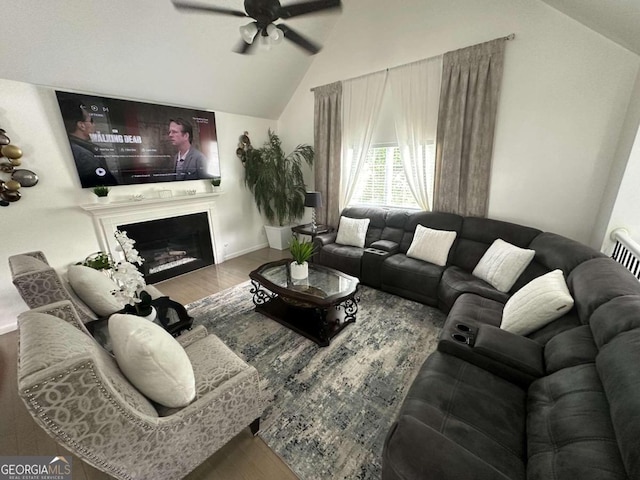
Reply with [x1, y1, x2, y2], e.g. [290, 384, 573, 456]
[501, 269, 574, 336]
[67, 265, 124, 317]
[395, 351, 527, 479]
[528, 231, 606, 275]
[336, 216, 370, 248]
[526, 310, 582, 345]
[380, 254, 444, 305]
[109, 313, 196, 408]
[157, 333, 252, 416]
[472, 239, 536, 293]
[406, 225, 456, 267]
[527, 363, 628, 480]
[437, 267, 509, 312]
[590, 295, 640, 348]
[315, 243, 363, 277]
[450, 217, 541, 272]
[597, 329, 640, 479]
[568, 257, 640, 324]
[543, 325, 598, 374]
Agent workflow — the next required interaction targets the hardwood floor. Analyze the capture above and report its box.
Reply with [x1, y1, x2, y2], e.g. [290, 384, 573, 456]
[0, 247, 297, 480]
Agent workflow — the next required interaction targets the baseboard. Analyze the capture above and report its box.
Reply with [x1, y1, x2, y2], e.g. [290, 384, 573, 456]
[0, 321, 18, 336]
[223, 242, 270, 261]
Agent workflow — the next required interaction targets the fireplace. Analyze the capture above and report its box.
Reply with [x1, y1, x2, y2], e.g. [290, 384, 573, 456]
[81, 193, 223, 285]
[119, 213, 214, 283]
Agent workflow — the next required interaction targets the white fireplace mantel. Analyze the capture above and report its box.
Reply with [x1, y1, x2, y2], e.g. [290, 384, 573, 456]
[80, 192, 224, 266]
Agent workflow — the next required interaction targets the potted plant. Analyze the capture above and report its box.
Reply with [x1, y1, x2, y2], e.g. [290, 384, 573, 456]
[289, 236, 315, 279]
[211, 176, 221, 192]
[243, 129, 314, 250]
[93, 185, 110, 203]
[80, 251, 112, 270]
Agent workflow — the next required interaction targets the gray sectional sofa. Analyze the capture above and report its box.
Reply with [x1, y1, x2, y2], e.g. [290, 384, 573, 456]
[312, 206, 640, 480]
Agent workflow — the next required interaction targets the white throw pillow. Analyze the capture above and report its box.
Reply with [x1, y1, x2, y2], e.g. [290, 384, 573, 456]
[109, 313, 196, 408]
[406, 225, 457, 267]
[335, 216, 370, 248]
[67, 265, 123, 317]
[501, 269, 574, 336]
[472, 239, 535, 292]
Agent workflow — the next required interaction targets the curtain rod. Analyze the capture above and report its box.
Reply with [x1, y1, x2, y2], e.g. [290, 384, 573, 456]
[310, 33, 515, 92]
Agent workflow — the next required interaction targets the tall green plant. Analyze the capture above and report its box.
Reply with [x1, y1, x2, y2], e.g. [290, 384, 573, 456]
[244, 130, 314, 226]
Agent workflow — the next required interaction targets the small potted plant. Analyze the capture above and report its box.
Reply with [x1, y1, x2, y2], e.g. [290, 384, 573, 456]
[211, 176, 221, 192]
[93, 185, 110, 203]
[289, 236, 316, 279]
[80, 251, 112, 270]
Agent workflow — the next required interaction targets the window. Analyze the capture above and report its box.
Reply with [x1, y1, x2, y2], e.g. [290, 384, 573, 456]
[348, 144, 421, 209]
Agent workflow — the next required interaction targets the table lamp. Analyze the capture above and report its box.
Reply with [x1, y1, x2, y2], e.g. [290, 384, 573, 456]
[304, 191, 323, 232]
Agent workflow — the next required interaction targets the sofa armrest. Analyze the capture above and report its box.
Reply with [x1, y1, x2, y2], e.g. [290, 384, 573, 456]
[29, 300, 92, 335]
[438, 322, 544, 387]
[370, 240, 399, 254]
[313, 231, 338, 247]
[176, 325, 208, 348]
[474, 325, 545, 378]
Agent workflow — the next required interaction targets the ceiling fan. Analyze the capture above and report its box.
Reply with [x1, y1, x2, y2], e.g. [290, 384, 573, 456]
[171, 0, 342, 55]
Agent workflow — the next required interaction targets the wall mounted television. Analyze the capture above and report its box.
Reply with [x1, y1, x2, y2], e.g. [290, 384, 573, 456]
[55, 90, 220, 188]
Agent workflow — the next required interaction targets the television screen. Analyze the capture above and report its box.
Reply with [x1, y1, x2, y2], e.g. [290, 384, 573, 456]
[55, 90, 220, 188]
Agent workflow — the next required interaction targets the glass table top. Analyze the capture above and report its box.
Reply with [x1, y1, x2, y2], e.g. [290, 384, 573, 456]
[252, 260, 359, 301]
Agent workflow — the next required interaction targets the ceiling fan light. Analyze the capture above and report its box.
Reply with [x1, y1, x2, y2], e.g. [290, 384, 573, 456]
[266, 24, 284, 44]
[239, 22, 258, 44]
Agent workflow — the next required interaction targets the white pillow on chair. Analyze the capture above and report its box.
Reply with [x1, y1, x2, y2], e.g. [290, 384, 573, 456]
[472, 239, 535, 292]
[406, 224, 457, 267]
[335, 216, 370, 248]
[67, 265, 124, 317]
[109, 313, 196, 408]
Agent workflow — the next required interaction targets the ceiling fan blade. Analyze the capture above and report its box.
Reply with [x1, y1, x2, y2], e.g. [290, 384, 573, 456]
[278, 24, 321, 54]
[234, 38, 258, 54]
[278, 0, 342, 19]
[172, 0, 248, 17]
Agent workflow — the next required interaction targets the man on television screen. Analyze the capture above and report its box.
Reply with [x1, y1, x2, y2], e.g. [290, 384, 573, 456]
[168, 118, 209, 180]
[60, 99, 118, 188]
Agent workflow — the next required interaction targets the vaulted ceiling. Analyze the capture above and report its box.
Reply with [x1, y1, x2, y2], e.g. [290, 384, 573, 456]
[540, 0, 640, 55]
[1, 0, 638, 121]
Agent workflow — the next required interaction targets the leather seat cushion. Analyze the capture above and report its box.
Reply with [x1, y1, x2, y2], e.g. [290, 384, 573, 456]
[527, 363, 628, 479]
[396, 351, 527, 479]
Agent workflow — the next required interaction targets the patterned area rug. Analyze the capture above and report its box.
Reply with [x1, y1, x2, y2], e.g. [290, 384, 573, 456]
[187, 281, 445, 480]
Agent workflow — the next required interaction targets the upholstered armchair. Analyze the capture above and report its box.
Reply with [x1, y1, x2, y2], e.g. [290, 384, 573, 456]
[8, 251, 165, 324]
[17, 300, 264, 480]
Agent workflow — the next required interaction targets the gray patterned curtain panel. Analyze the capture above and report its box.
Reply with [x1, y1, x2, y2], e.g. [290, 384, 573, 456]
[434, 38, 506, 217]
[313, 81, 342, 227]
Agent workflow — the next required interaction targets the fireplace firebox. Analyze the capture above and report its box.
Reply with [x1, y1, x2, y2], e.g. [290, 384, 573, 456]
[119, 212, 214, 283]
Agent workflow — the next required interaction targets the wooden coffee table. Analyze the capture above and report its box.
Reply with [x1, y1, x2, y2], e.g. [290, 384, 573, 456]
[249, 259, 360, 347]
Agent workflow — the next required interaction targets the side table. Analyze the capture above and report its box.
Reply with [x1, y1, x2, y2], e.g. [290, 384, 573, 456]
[291, 223, 334, 241]
[87, 297, 194, 353]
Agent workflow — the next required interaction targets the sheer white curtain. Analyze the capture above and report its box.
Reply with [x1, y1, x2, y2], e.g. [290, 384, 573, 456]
[340, 70, 388, 210]
[388, 56, 443, 211]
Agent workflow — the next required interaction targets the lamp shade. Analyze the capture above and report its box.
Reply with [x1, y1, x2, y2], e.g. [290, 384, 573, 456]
[304, 191, 322, 208]
[239, 22, 259, 44]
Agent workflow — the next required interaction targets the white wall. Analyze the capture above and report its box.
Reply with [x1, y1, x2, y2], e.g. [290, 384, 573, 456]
[0, 78, 276, 334]
[603, 121, 640, 253]
[278, 0, 640, 245]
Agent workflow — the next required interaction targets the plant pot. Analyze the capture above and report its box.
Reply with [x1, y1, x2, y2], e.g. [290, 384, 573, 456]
[95, 196, 110, 204]
[264, 225, 293, 250]
[290, 261, 308, 280]
[139, 306, 157, 322]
